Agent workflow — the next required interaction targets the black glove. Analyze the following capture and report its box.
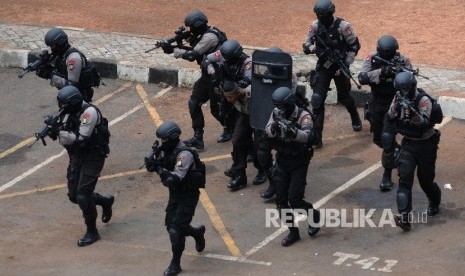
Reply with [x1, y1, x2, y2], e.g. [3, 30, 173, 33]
[302, 43, 311, 55]
[237, 78, 250, 88]
[36, 64, 54, 79]
[162, 44, 174, 54]
[154, 163, 163, 175]
[210, 73, 221, 86]
[270, 120, 280, 134]
[286, 125, 298, 139]
[381, 66, 396, 77]
[48, 126, 59, 141]
[145, 157, 156, 172]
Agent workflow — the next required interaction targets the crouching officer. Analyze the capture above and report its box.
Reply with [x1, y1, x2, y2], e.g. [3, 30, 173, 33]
[383, 72, 442, 231]
[265, 87, 321, 246]
[51, 86, 113, 246]
[144, 121, 206, 276]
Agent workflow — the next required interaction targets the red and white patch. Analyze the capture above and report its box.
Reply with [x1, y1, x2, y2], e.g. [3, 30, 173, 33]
[67, 58, 77, 70]
[82, 113, 91, 124]
[366, 54, 372, 61]
[301, 114, 312, 125]
[215, 51, 221, 58]
[343, 25, 353, 35]
[308, 27, 313, 34]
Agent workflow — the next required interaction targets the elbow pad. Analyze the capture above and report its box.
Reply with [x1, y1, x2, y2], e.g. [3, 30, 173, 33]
[160, 169, 181, 188]
[182, 50, 201, 62]
[358, 72, 370, 85]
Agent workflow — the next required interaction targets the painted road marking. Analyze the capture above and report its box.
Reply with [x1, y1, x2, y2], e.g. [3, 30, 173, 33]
[135, 84, 242, 257]
[0, 82, 132, 161]
[0, 155, 231, 199]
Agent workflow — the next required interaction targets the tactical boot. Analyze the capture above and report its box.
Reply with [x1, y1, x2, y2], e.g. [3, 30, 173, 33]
[164, 260, 182, 276]
[427, 188, 441, 216]
[217, 127, 233, 143]
[260, 184, 276, 199]
[252, 170, 267, 185]
[184, 129, 204, 150]
[101, 195, 114, 223]
[281, 228, 301, 247]
[191, 225, 206, 252]
[394, 213, 411, 232]
[379, 170, 394, 192]
[351, 112, 362, 132]
[77, 231, 101, 247]
[227, 172, 247, 191]
[308, 209, 321, 237]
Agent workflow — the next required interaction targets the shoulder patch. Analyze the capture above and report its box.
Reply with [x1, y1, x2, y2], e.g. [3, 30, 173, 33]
[176, 155, 184, 167]
[366, 53, 372, 61]
[215, 51, 221, 58]
[343, 24, 353, 35]
[67, 58, 77, 70]
[244, 62, 251, 70]
[82, 113, 90, 124]
[300, 114, 312, 125]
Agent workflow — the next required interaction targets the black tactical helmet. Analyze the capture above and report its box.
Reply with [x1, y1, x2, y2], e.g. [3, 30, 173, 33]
[57, 86, 83, 113]
[314, 0, 335, 27]
[313, 0, 335, 16]
[272, 87, 296, 115]
[156, 121, 182, 141]
[185, 10, 208, 29]
[394, 72, 417, 99]
[220, 40, 243, 62]
[377, 35, 399, 60]
[45, 28, 68, 47]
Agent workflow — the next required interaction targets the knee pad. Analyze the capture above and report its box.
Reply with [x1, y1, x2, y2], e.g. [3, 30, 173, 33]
[397, 189, 411, 213]
[311, 93, 324, 111]
[76, 193, 96, 216]
[381, 132, 394, 150]
[188, 97, 202, 117]
[67, 193, 77, 204]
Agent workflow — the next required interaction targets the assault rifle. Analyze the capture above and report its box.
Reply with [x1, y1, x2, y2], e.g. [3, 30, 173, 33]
[313, 34, 362, 89]
[395, 91, 420, 121]
[273, 109, 297, 140]
[30, 109, 65, 147]
[140, 140, 162, 170]
[145, 26, 192, 53]
[373, 55, 430, 80]
[18, 50, 52, 78]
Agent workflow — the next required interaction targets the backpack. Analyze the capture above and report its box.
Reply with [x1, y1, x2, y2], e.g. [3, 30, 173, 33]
[415, 88, 443, 125]
[176, 147, 206, 189]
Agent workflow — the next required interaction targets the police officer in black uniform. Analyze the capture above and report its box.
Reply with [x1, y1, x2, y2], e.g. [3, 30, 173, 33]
[383, 72, 442, 231]
[163, 10, 232, 149]
[265, 87, 320, 246]
[145, 121, 206, 276]
[358, 35, 413, 191]
[36, 27, 98, 102]
[51, 86, 113, 246]
[205, 40, 267, 189]
[302, 0, 362, 147]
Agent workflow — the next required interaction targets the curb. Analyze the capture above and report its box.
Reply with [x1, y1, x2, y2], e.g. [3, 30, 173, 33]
[1, 48, 464, 120]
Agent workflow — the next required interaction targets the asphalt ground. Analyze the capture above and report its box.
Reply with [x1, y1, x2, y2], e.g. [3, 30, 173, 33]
[1, 67, 464, 276]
